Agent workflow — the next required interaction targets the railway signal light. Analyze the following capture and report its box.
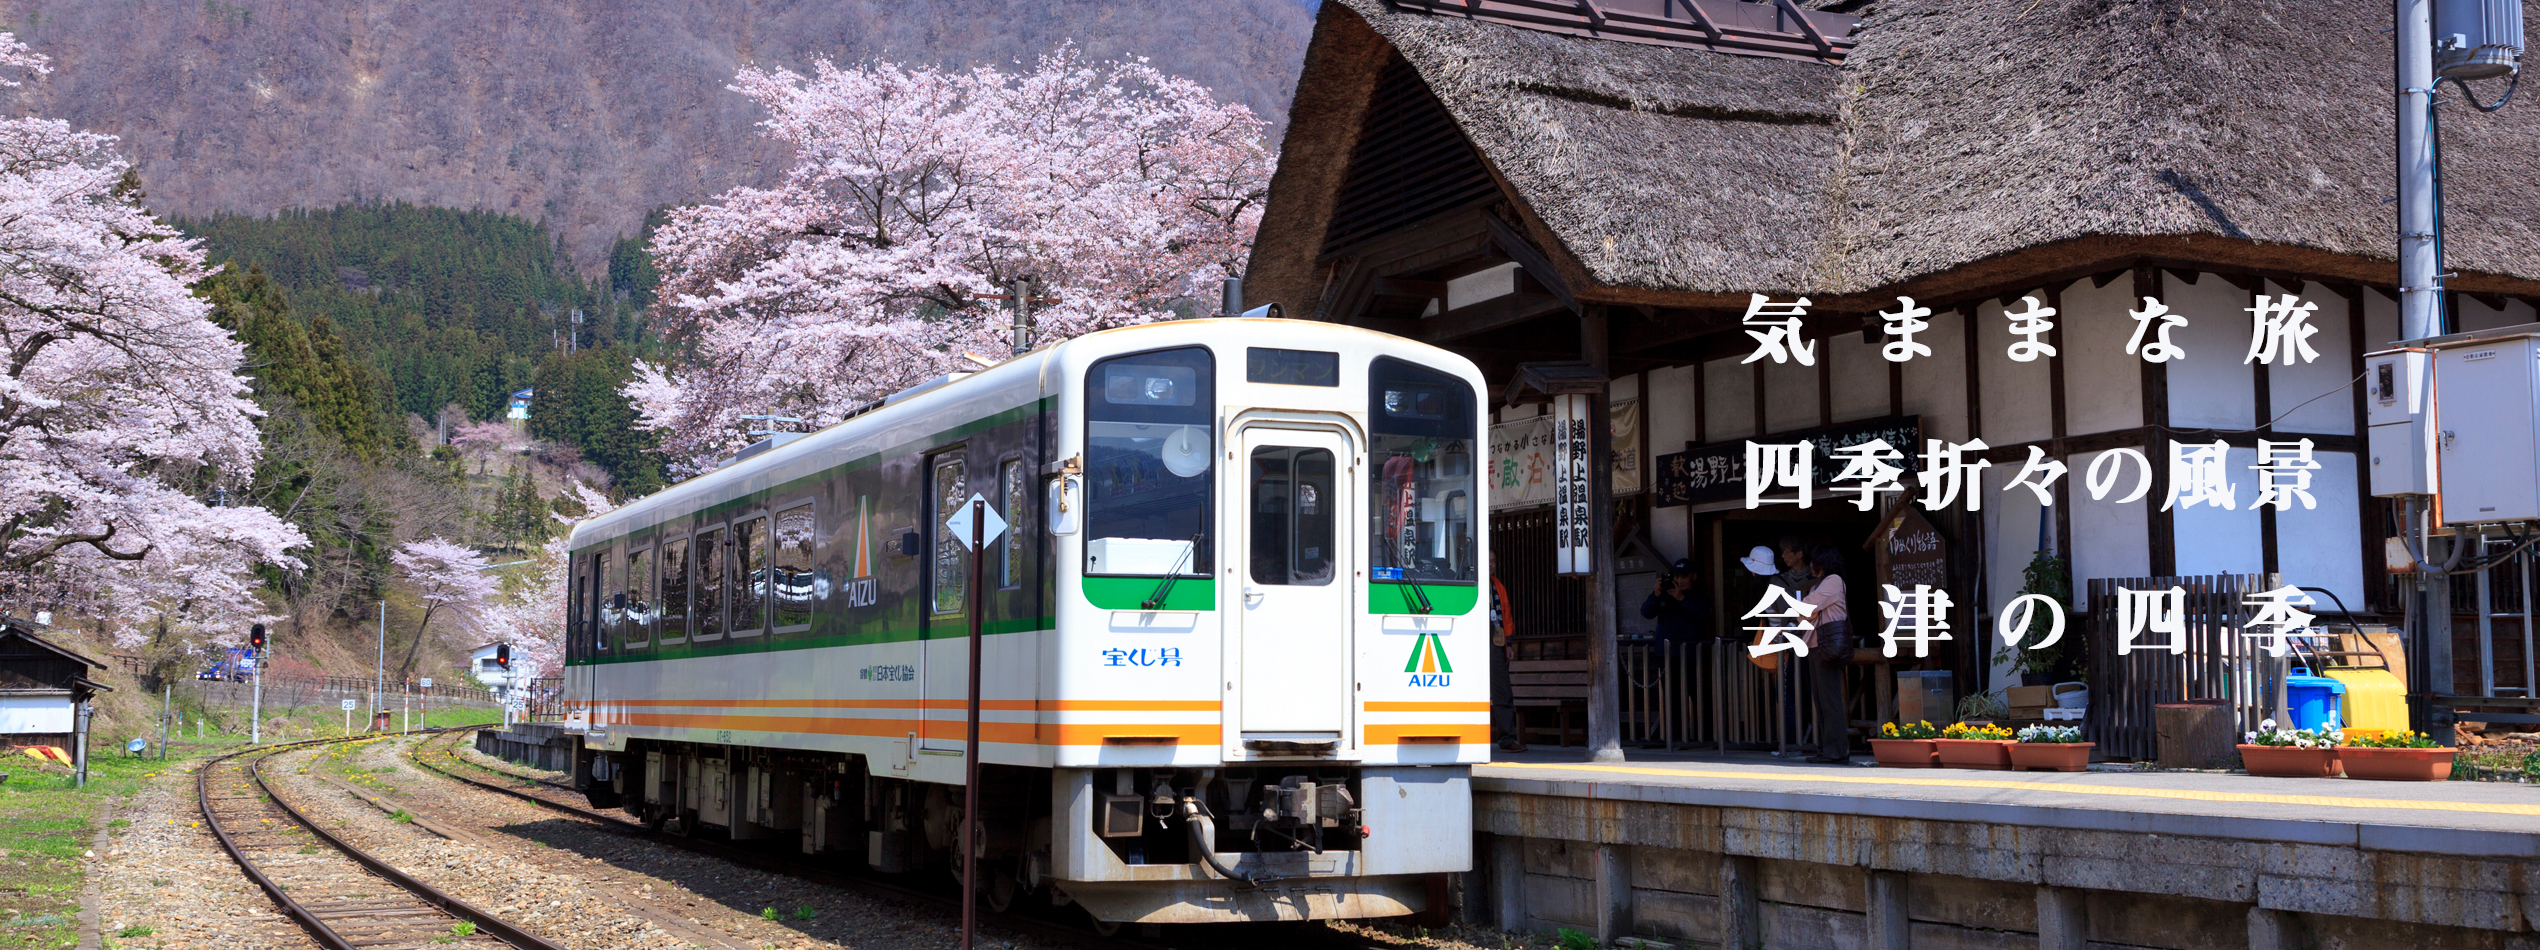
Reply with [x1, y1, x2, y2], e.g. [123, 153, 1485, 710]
[249, 623, 265, 654]
[495, 643, 511, 670]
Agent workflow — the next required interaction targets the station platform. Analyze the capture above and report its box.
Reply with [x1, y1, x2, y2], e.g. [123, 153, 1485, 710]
[1476, 748, 2540, 854]
[1466, 748, 2540, 949]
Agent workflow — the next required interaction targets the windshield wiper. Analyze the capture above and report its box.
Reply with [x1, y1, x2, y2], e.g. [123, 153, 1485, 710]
[1142, 532, 1203, 610]
[1387, 541, 1434, 615]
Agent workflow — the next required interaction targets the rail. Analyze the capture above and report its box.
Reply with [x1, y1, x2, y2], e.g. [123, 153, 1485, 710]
[196, 731, 568, 950]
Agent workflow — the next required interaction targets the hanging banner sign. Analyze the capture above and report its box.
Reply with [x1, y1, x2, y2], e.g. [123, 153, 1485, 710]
[1611, 399, 1642, 496]
[1488, 416, 1555, 510]
[1657, 414, 1922, 508]
[1554, 394, 1593, 575]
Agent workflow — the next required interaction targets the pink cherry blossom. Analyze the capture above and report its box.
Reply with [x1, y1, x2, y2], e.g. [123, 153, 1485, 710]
[0, 33, 305, 645]
[390, 537, 498, 678]
[634, 48, 1272, 475]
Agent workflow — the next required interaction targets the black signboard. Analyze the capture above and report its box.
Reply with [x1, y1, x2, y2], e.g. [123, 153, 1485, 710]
[1655, 415, 1922, 508]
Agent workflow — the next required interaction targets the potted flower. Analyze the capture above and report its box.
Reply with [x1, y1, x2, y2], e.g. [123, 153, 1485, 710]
[2238, 719, 2344, 778]
[1935, 721, 2016, 769]
[2335, 730, 2454, 781]
[2008, 724, 2093, 772]
[1871, 721, 1941, 767]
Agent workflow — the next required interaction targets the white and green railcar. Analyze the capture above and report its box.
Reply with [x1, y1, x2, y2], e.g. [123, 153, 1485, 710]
[561, 318, 1490, 925]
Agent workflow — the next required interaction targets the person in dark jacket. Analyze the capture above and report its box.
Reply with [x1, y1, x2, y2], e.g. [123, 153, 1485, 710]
[1641, 558, 1713, 647]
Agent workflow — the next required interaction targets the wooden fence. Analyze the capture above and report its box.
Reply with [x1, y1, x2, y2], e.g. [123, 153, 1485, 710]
[2085, 573, 2288, 760]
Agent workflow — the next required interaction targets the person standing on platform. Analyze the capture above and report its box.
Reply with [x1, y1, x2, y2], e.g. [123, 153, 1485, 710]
[1490, 569, 1524, 753]
[1801, 543, 1856, 763]
[1641, 558, 1712, 648]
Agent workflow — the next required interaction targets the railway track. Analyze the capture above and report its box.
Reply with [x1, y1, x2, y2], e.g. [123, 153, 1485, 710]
[401, 731, 1401, 950]
[197, 732, 572, 950]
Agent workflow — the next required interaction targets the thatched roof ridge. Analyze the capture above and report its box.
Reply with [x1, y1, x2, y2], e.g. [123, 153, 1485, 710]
[1269, 0, 2540, 302]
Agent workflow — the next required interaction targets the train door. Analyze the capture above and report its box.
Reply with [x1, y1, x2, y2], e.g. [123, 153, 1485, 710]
[920, 448, 971, 754]
[1234, 424, 1355, 739]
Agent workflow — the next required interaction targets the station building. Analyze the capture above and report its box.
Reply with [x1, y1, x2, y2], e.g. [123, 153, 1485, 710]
[1244, 0, 2540, 750]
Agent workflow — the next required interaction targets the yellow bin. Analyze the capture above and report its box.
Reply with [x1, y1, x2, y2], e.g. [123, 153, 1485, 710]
[2325, 668, 2408, 737]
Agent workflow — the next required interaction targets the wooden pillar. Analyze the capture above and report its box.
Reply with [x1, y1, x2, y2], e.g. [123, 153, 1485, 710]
[2037, 885, 2087, 950]
[1585, 308, 1624, 762]
[1720, 854, 1762, 950]
[1866, 869, 1909, 950]
[1594, 844, 1633, 944]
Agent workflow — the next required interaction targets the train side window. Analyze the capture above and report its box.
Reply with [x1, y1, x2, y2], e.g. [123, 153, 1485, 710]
[625, 547, 652, 649]
[1000, 458, 1026, 588]
[773, 504, 816, 631]
[598, 547, 620, 653]
[567, 556, 585, 663]
[931, 453, 968, 616]
[659, 536, 690, 645]
[732, 516, 769, 637]
[695, 526, 727, 641]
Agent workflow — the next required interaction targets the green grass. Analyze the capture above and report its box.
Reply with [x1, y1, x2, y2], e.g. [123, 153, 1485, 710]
[0, 751, 180, 950]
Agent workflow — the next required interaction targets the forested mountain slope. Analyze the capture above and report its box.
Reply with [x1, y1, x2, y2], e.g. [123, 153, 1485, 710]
[1, 0, 1314, 269]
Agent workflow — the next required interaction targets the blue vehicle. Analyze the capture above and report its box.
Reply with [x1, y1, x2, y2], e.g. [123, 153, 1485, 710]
[196, 648, 257, 681]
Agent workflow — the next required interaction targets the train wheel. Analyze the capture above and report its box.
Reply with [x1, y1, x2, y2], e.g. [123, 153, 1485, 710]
[984, 862, 1019, 914]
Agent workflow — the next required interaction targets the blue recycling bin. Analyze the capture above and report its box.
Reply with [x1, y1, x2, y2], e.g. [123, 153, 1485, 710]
[2284, 668, 2348, 732]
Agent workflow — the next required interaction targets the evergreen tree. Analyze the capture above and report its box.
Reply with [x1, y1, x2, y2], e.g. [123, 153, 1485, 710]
[202, 267, 395, 458]
[531, 346, 664, 495]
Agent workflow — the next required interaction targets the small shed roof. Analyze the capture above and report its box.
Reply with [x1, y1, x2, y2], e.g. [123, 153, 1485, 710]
[0, 623, 108, 671]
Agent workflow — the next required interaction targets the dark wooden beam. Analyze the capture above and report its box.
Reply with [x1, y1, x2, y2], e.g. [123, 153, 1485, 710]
[1488, 214, 1582, 315]
[1420, 293, 1572, 344]
[1371, 277, 1446, 299]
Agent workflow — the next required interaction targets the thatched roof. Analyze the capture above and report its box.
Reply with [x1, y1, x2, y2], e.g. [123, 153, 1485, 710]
[1256, 0, 2540, 306]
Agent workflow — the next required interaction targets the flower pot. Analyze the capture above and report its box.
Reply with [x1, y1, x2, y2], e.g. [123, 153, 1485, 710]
[2008, 742, 2094, 772]
[1869, 738, 1939, 768]
[2237, 744, 2342, 778]
[1933, 738, 2014, 770]
[2334, 746, 2454, 781]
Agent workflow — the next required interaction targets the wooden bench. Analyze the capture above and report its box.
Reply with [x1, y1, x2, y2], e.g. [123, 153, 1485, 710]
[1511, 659, 1592, 746]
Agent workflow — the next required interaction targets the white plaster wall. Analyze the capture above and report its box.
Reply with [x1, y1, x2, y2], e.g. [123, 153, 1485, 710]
[1704, 357, 1755, 442]
[2364, 287, 2401, 351]
[1763, 354, 1819, 433]
[1829, 329, 1889, 423]
[1982, 462, 2047, 688]
[2456, 295, 2537, 333]
[2275, 450, 2367, 610]
[1902, 308, 1970, 445]
[2163, 275, 2258, 429]
[1975, 295, 2055, 445]
[2068, 448, 2153, 600]
[2266, 280, 2357, 436]
[2170, 445, 2266, 576]
[1646, 365, 1697, 563]
[2060, 277, 2145, 436]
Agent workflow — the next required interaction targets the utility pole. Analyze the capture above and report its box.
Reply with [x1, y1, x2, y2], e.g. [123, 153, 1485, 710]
[159, 684, 171, 760]
[2398, 0, 2441, 343]
[960, 497, 986, 950]
[1008, 278, 1034, 357]
[375, 601, 386, 732]
[250, 623, 266, 745]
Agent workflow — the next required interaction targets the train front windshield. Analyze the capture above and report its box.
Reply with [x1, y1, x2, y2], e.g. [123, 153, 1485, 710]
[1369, 357, 1477, 590]
[1084, 346, 1216, 578]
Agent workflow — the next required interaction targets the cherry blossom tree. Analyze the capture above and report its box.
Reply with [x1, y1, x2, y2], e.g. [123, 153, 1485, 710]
[635, 47, 1273, 474]
[0, 32, 305, 646]
[390, 537, 497, 679]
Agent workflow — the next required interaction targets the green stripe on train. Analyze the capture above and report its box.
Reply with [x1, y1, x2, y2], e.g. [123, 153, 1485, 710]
[565, 614, 1056, 666]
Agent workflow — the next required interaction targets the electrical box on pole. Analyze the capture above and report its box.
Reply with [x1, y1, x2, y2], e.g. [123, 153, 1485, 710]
[2435, 0, 2524, 79]
[2367, 348, 2437, 496]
